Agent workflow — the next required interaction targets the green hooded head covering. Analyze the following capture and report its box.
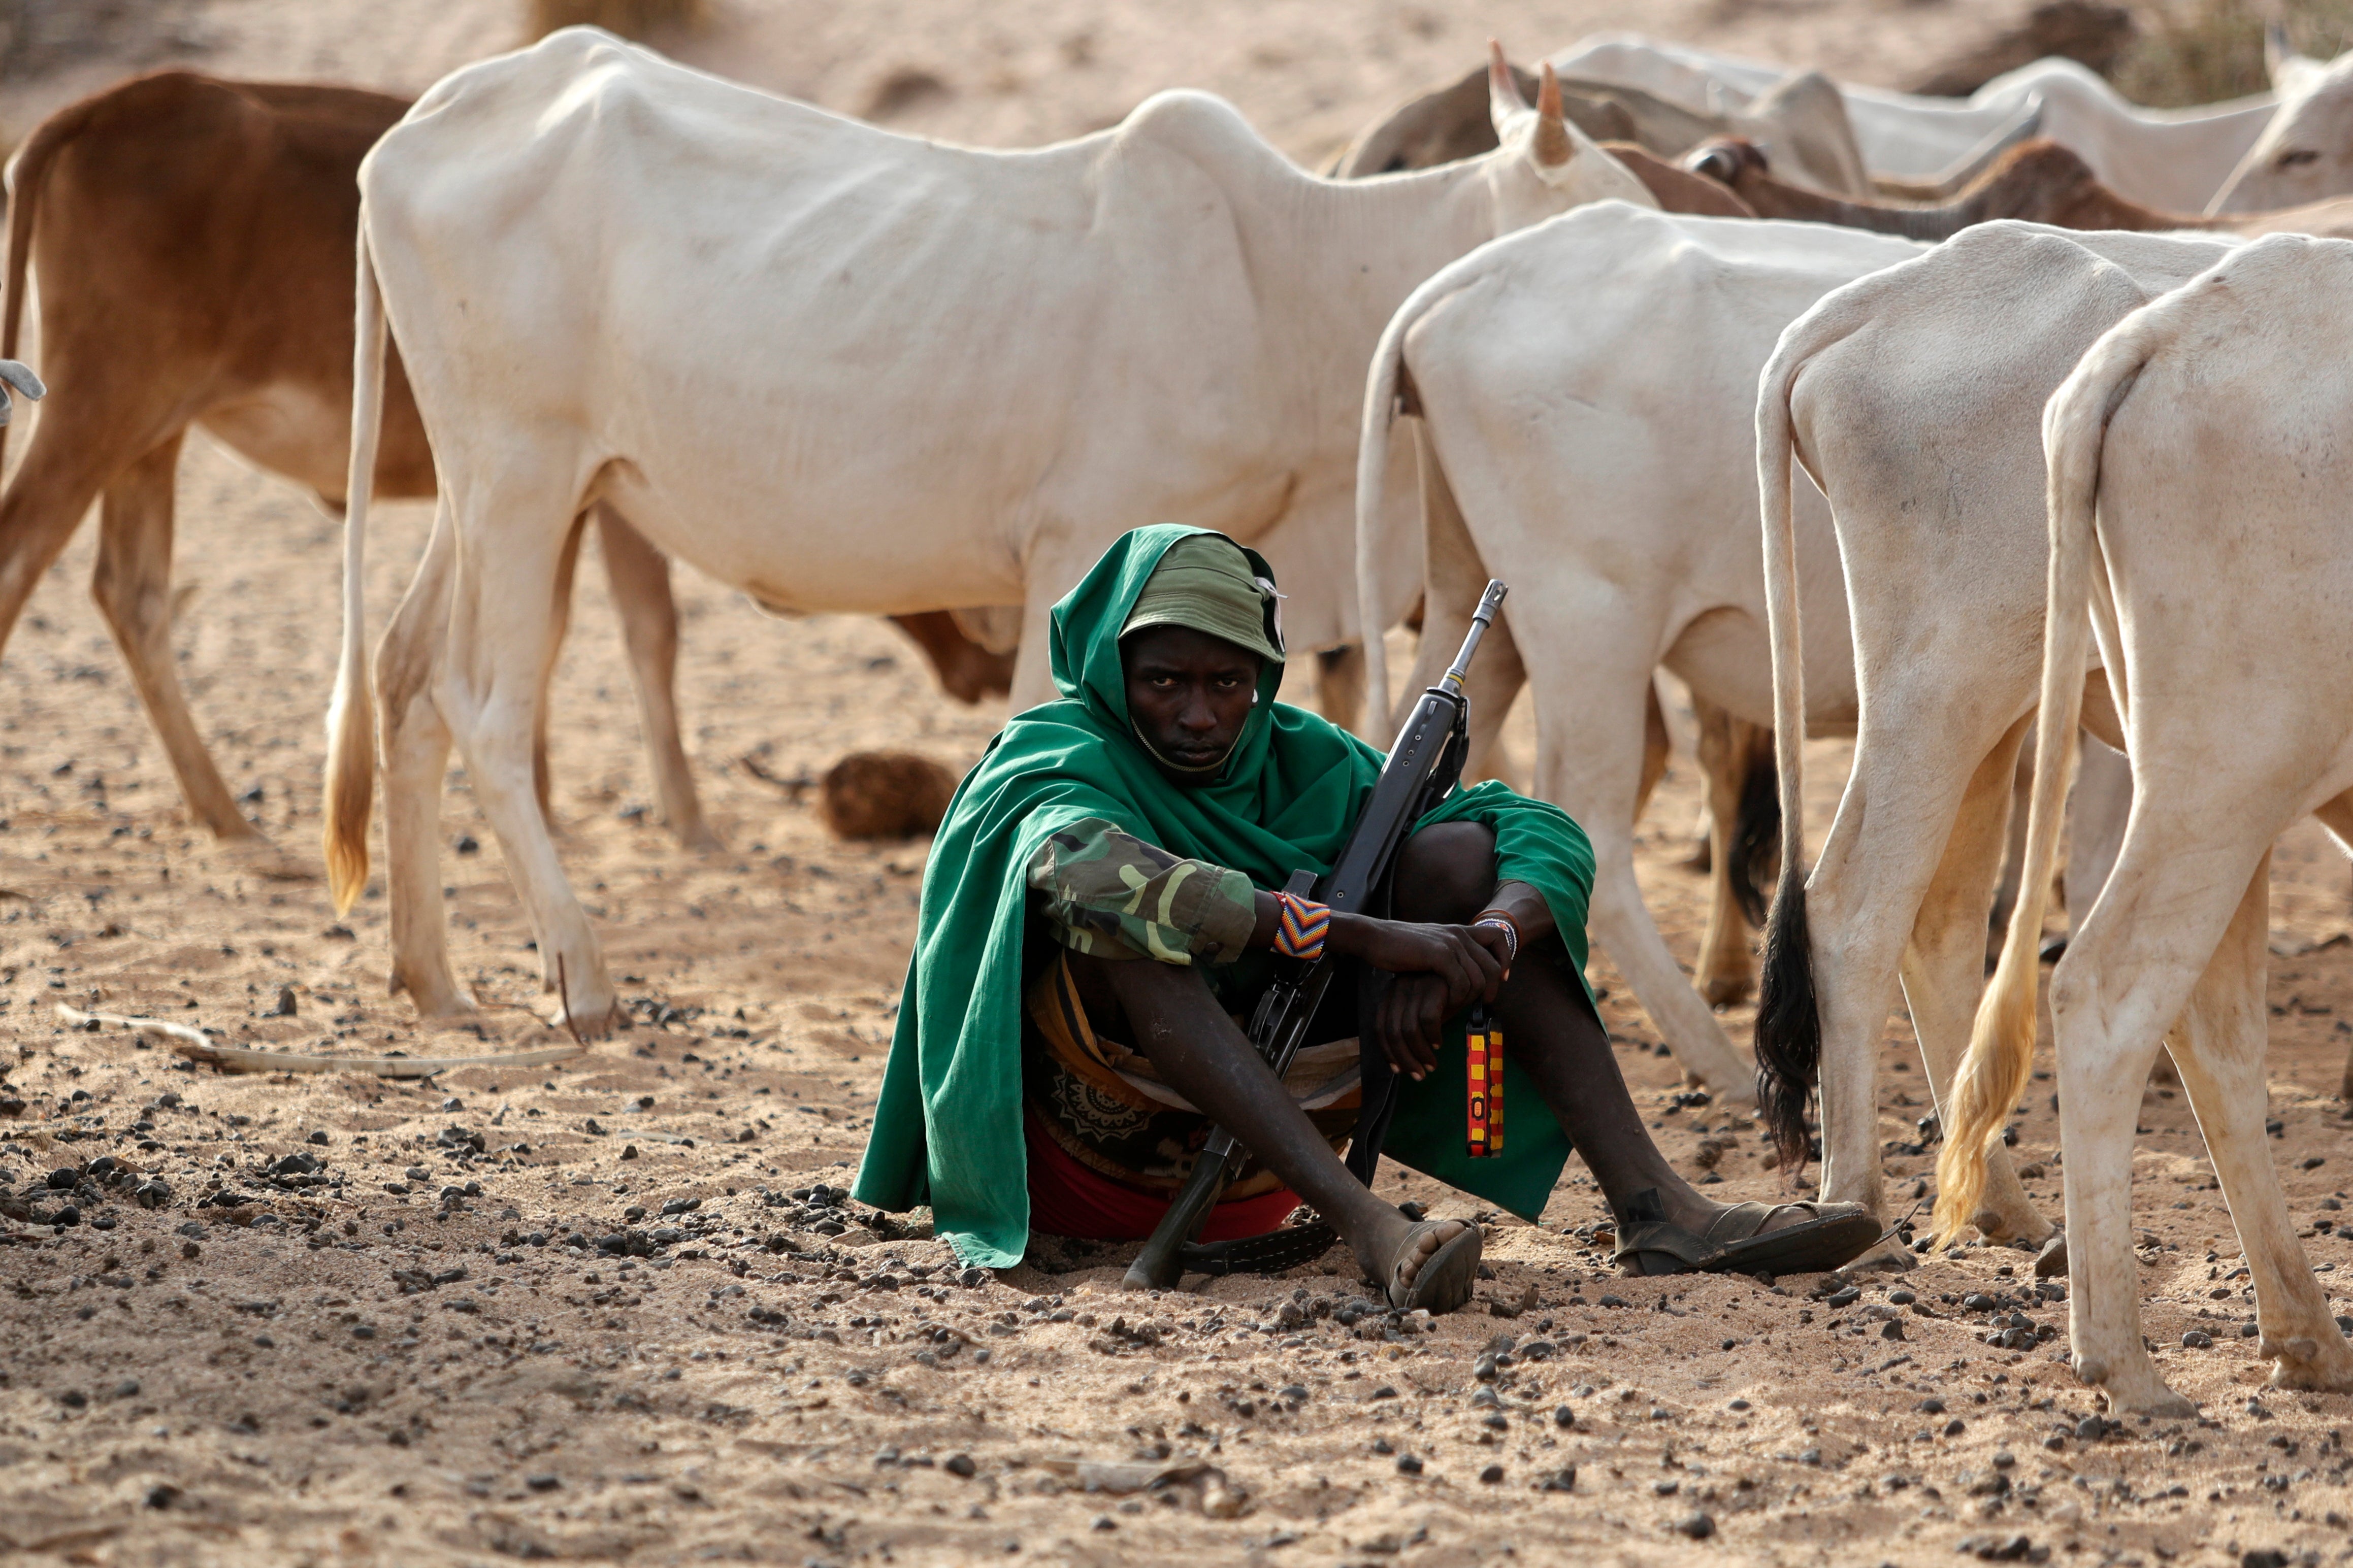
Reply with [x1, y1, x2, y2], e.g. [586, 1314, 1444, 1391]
[854, 525, 1594, 1266]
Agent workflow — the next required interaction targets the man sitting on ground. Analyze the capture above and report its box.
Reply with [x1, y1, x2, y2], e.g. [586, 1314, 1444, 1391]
[856, 526, 1877, 1310]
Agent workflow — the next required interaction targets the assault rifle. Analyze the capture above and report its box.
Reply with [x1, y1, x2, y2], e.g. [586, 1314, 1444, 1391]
[1121, 580, 1509, 1292]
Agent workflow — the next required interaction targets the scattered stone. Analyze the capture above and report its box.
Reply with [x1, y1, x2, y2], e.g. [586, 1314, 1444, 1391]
[1395, 1454, 1423, 1476]
[1674, 1512, 1716, 1541]
[1479, 1463, 1505, 1484]
[945, 1453, 976, 1478]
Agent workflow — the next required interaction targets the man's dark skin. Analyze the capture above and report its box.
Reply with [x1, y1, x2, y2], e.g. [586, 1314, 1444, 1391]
[1071, 623, 1810, 1289]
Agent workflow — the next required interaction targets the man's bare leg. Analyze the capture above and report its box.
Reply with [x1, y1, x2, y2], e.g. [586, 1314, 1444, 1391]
[1070, 953, 1435, 1290]
[1391, 823, 1788, 1239]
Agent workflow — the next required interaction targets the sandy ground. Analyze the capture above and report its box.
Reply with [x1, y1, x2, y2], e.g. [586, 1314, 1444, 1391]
[10, 2, 2353, 1564]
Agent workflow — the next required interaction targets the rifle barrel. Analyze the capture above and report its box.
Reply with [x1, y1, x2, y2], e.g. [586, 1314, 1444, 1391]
[1438, 581, 1508, 697]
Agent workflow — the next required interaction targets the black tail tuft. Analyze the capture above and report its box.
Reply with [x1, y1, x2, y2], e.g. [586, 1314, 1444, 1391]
[1727, 738, 1781, 928]
[1753, 864, 1819, 1174]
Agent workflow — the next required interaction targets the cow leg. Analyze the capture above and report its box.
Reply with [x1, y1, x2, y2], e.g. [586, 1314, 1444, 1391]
[1527, 648, 1753, 1104]
[87, 433, 260, 843]
[1313, 644, 1365, 733]
[594, 503, 717, 851]
[2053, 830, 2301, 1415]
[378, 504, 474, 1018]
[528, 513, 586, 830]
[436, 470, 619, 1037]
[2316, 792, 2353, 1100]
[2061, 737, 2130, 932]
[1808, 702, 2023, 1230]
[0, 409, 119, 667]
[1691, 694, 1760, 1009]
[2159, 851, 2353, 1400]
[1896, 714, 2050, 1246]
[1987, 733, 2033, 960]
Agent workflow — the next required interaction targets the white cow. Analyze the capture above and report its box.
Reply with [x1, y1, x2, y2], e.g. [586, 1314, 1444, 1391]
[1938, 233, 2353, 1414]
[1751, 223, 2238, 1252]
[325, 28, 1653, 1032]
[1353, 202, 1923, 1103]
[2212, 30, 2353, 210]
[1554, 31, 2322, 212]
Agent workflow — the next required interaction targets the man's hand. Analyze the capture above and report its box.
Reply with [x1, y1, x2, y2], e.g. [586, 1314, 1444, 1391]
[1332, 916, 1514, 1081]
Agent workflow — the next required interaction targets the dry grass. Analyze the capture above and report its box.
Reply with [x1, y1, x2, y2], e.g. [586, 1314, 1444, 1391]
[525, 0, 708, 43]
[2114, 0, 2353, 106]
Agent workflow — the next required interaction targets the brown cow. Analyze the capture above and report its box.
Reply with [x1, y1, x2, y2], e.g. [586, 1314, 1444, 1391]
[0, 71, 1010, 857]
[1685, 135, 2353, 242]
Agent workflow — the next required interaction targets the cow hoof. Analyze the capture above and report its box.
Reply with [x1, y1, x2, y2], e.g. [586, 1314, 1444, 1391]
[2108, 1386, 2197, 1419]
[550, 999, 623, 1042]
[675, 825, 726, 854]
[1701, 975, 1753, 1008]
[2265, 1339, 2353, 1393]
[1847, 1239, 1917, 1273]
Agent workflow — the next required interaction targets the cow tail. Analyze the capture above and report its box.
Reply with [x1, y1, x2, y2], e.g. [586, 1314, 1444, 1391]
[324, 220, 386, 913]
[1353, 282, 1421, 736]
[1934, 299, 2152, 1241]
[1749, 309, 1830, 1174]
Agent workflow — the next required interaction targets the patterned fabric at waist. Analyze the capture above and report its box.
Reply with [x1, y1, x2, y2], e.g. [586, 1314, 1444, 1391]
[1022, 951, 1359, 1197]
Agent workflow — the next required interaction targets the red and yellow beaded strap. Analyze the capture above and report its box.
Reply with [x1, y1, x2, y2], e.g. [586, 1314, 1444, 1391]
[1272, 890, 1331, 962]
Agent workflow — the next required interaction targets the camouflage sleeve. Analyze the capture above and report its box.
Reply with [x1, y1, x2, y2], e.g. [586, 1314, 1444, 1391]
[1025, 816, 1258, 966]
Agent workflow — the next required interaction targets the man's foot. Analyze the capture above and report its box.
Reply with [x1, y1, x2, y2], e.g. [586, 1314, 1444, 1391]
[1373, 1216, 1483, 1313]
[1613, 1188, 1880, 1277]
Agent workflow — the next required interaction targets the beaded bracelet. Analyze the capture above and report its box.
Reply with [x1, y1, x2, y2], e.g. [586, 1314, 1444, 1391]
[1272, 890, 1332, 962]
[1470, 912, 1521, 968]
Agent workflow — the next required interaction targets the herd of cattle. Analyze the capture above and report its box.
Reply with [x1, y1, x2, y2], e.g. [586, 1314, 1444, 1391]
[6, 23, 2353, 1418]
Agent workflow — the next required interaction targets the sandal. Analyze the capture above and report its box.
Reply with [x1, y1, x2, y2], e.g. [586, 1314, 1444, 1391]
[1613, 1188, 1882, 1278]
[1379, 1215, 1483, 1313]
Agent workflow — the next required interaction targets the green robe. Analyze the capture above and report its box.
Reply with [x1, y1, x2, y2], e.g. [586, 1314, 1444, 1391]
[853, 525, 1597, 1266]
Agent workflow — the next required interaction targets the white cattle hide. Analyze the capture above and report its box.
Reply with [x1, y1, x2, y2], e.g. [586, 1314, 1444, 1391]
[1750, 223, 2236, 1259]
[1555, 31, 2304, 211]
[1938, 233, 2353, 1414]
[1352, 202, 1922, 1103]
[323, 28, 1652, 1032]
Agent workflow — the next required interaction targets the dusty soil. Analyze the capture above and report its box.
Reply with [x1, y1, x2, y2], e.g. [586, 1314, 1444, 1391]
[9, 2, 2353, 1565]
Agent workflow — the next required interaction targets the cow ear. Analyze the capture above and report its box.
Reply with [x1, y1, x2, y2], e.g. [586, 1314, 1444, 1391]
[1532, 62, 1575, 168]
[1488, 39, 1529, 124]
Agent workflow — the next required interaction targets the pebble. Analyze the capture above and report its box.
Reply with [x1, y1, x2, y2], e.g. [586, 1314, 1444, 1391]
[1675, 1512, 1717, 1540]
[1395, 1454, 1423, 1475]
[945, 1454, 976, 1478]
[1478, 1463, 1505, 1484]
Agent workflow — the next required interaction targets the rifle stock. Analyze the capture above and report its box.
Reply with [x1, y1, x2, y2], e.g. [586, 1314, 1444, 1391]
[1120, 581, 1508, 1292]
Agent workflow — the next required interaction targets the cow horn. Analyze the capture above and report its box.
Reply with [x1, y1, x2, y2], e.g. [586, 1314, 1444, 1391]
[1532, 62, 1574, 168]
[1488, 39, 1529, 116]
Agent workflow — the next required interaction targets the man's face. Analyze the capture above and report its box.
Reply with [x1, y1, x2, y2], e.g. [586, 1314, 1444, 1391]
[1121, 625, 1262, 777]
